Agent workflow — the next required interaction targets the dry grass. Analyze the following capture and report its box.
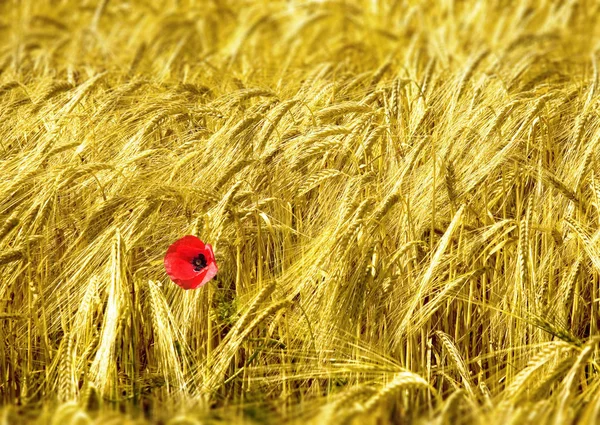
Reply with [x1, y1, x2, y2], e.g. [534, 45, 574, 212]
[0, 0, 600, 423]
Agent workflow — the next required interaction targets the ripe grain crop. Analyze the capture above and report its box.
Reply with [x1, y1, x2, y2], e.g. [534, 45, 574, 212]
[1, 1, 600, 424]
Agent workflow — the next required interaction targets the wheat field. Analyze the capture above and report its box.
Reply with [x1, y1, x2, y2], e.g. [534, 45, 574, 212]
[1, 0, 600, 423]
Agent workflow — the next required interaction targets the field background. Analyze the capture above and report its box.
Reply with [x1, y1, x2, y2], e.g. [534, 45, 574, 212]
[1, 0, 600, 423]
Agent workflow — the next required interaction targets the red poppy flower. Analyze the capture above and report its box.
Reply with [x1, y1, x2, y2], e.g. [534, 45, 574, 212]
[164, 235, 218, 290]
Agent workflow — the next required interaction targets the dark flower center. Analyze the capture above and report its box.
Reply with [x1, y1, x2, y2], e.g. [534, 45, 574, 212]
[191, 253, 207, 271]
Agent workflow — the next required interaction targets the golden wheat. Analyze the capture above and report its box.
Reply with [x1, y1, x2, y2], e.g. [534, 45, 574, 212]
[2, 0, 600, 424]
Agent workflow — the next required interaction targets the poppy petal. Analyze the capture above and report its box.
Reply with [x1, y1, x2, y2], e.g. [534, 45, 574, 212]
[177, 262, 218, 290]
[166, 235, 206, 261]
[164, 236, 218, 290]
[164, 254, 198, 281]
[204, 243, 216, 263]
[202, 262, 218, 285]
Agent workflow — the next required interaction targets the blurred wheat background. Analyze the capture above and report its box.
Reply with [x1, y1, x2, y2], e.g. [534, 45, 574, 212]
[1, 0, 600, 423]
